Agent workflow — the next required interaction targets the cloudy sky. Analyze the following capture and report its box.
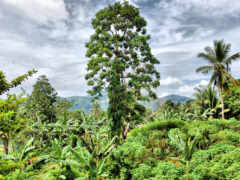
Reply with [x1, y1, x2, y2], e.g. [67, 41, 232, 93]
[1, 0, 240, 98]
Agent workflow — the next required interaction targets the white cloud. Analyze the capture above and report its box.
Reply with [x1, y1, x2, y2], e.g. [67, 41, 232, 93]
[178, 84, 196, 97]
[158, 92, 170, 98]
[161, 77, 183, 86]
[198, 80, 209, 87]
[1, 0, 240, 98]
[176, 80, 210, 97]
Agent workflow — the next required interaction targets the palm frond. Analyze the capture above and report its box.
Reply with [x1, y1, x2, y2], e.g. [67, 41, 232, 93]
[204, 46, 215, 57]
[225, 52, 240, 65]
[214, 40, 230, 62]
[197, 53, 217, 64]
[196, 65, 213, 74]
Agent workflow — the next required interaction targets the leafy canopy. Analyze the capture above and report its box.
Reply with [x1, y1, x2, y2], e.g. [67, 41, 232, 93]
[85, 1, 160, 137]
[26, 75, 57, 123]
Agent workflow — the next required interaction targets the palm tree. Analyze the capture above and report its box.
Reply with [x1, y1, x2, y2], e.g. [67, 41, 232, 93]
[196, 40, 240, 119]
[193, 86, 217, 114]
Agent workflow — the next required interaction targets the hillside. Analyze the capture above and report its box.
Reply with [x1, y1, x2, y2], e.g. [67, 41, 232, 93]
[66, 95, 108, 112]
[163, 94, 190, 103]
[66, 94, 190, 112]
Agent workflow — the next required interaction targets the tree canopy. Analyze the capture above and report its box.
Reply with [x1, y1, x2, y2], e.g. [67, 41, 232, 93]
[26, 75, 57, 123]
[85, 1, 160, 138]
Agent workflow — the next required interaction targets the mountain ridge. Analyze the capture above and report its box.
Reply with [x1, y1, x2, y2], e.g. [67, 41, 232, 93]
[66, 94, 191, 112]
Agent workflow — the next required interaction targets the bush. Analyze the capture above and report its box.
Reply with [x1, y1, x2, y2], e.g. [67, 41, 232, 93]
[191, 144, 240, 179]
[128, 120, 185, 138]
[151, 162, 184, 180]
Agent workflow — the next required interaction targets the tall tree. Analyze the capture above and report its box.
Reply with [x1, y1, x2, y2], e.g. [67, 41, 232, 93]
[26, 75, 57, 123]
[0, 70, 37, 96]
[85, 1, 160, 137]
[196, 40, 240, 119]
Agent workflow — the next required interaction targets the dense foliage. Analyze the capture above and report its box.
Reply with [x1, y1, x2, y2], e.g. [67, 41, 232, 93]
[85, 1, 160, 138]
[196, 40, 240, 119]
[1, 1, 240, 180]
[25, 75, 58, 123]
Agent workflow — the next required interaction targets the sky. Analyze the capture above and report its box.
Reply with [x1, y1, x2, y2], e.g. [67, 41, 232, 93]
[1, 0, 240, 98]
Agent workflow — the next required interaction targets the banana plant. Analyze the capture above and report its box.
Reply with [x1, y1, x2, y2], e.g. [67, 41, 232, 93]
[68, 136, 117, 180]
[0, 137, 35, 164]
[0, 137, 45, 178]
[168, 129, 197, 179]
[39, 139, 72, 180]
[50, 139, 72, 167]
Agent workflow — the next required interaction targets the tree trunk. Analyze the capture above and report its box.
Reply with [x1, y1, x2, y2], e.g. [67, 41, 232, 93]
[221, 95, 225, 120]
[2, 138, 9, 154]
[219, 87, 225, 120]
[122, 122, 130, 140]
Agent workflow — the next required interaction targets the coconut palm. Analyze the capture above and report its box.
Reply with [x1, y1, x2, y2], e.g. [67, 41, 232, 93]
[193, 86, 218, 115]
[196, 40, 240, 119]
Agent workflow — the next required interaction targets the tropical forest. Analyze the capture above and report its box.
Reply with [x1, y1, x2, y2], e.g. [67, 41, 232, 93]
[1, 1, 240, 180]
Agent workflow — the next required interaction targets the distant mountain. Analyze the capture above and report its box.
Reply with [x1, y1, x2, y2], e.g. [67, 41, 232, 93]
[67, 96, 92, 112]
[140, 94, 191, 111]
[66, 95, 108, 112]
[66, 94, 190, 112]
[162, 94, 190, 103]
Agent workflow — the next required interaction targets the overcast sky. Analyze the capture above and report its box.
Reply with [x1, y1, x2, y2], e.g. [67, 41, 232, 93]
[1, 0, 240, 98]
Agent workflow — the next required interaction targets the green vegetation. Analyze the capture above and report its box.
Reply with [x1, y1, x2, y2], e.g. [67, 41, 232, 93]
[85, 1, 160, 138]
[1, 1, 240, 180]
[25, 75, 58, 123]
[196, 40, 240, 119]
[0, 69, 36, 96]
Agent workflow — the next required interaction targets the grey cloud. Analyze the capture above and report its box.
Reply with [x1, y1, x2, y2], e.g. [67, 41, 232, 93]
[0, 0, 240, 98]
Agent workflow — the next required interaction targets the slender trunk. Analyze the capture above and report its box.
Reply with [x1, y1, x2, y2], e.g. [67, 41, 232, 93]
[219, 87, 225, 120]
[122, 122, 130, 140]
[2, 138, 9, 155]
[226, 63, 229, 72]
[186, 161, 190, 180]
[221, 95, 225, 120]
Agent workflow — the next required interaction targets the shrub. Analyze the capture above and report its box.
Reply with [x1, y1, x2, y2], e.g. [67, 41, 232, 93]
[191, 144, 240, 179]
[128, 120, 185, 138]
[151, 162, 184, 180]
